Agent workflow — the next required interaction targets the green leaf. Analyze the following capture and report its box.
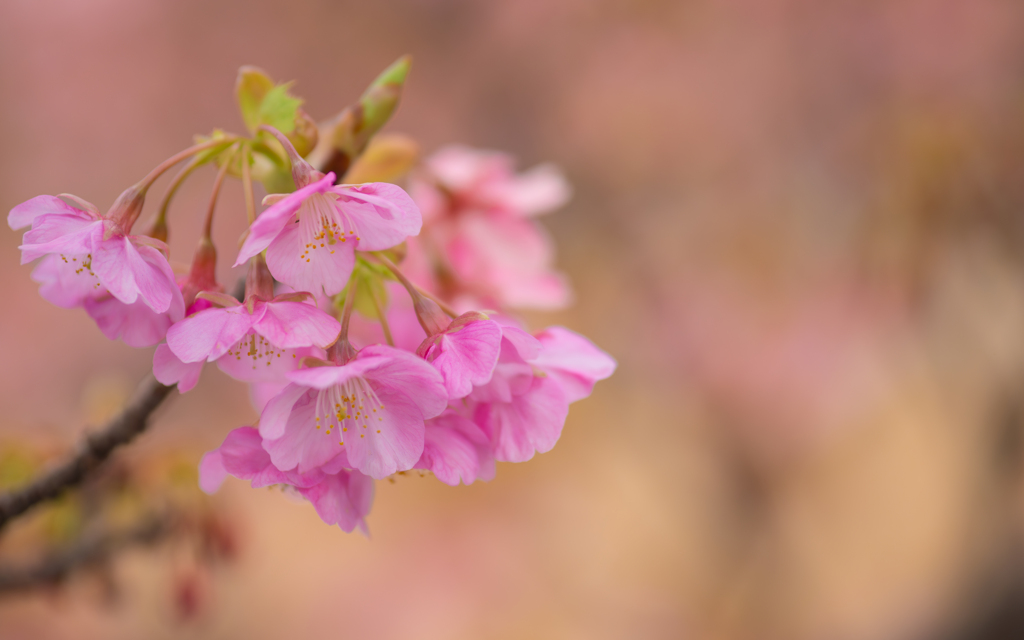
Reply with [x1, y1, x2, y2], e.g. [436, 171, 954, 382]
[236, 66, 275, 133]
[258, 83, 303, 135]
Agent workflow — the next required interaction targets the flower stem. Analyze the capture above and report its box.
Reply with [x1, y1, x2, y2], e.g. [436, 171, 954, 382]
[137, 137, 238, 194]
[373, 252, 452, 333]
[203, 146, 238, 239]
[150, 155, 203, 240]
[413, 283, 459, 319]
[240, 144, 257, 225]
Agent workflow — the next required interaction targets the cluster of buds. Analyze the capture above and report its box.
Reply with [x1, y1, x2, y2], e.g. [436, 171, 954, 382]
[8, 58, 614, 534]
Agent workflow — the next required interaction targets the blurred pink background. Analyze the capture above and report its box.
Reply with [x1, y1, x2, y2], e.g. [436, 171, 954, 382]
[4, 1, 1024, 638]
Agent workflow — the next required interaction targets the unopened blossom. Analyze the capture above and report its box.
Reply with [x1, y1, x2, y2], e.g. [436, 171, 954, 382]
[259, 344, 447, 479]
[408, 145, 572, 310]
[470, 324, 616, 462]
[235, 129, 421, 296]
[200, 427, 374, 533]
[416, 311, 502, 399]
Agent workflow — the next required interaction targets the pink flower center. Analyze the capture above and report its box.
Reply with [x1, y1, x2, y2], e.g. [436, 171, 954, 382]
[223, 332, 284, 369]
[296, 193, 360, 263]
[313, 376, 386, 446]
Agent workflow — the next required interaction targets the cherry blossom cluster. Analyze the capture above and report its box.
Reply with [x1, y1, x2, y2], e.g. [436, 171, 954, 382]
[7, 60, 614, 534]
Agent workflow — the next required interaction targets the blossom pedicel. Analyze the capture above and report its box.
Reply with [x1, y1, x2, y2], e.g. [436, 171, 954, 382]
[8, 58, 615, 534]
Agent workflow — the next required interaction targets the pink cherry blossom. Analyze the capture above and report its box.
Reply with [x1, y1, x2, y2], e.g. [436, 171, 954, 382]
[200, 427, 374, 533]
[12, 196, 185, 346]
[470, 325, 615, 463]
[85, 292, 185, 348]
[259, 345, 447, 479]
[408, 145, 572, 310]
[416, 311, 502, 399]
[157, 294, 339, 391]
[234, 172, 421, 296]
[11, 195, 180, 314]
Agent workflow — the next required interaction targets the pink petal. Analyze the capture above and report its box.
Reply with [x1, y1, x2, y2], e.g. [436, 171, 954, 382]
[218, 426, 324, 489]
[85, 289, 183, 347]
[8, 195, 92, 230]
[416, 411, 490, 486]
[153, 343, 204, 392]
[502, 163, 571, 217]
[533, 326, 617, 403]
[342, 385, 426, 479]
[265, 217, 356, 296]
[474, 375, 569, 463]
[285, 357, 391, 390]
[298, 470, 375, 533]
[91, 233, 177, 313]
[262, 387, 349, 474]
[333, 183, 422, 251]
[421, 317, 502, 399]
[234, 172, 336, 266]
[20, 216, 102, 264]
[249, 381, 289, 414]
[427, 145, 512, 192]
[358, 345, 448, 419]
[30, 254, 103, 309]
[253, 300, 341, 348]
[498, 270, 572, 310]
[198, 450, 227, 494]
[165, 306, 254, 363]
[258, 382, 310, 440]
[498, 324, 543, 362]
[468, 361, 534, 404]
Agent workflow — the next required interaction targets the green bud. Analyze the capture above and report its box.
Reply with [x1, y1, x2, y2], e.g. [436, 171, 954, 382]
[313, 55, 411, 179]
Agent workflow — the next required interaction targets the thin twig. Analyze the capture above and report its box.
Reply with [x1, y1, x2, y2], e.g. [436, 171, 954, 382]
[0, 377, 174, 532]
[0, 513, 173, 593]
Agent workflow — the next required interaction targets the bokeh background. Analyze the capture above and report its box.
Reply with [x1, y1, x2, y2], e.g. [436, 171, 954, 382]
[3, 0, 1024, 638]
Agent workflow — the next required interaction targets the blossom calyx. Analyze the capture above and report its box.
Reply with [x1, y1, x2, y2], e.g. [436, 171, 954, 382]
[105, 183, 148, 235]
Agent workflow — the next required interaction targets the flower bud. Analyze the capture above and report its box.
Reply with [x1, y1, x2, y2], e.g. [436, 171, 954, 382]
[145, 216, 169, 243]
[106, 183, 148, 233]
[244, 253, 275, 307]
[181, 236, 220, 310]
[412, 292, 449, 337]
[311, 56, 411, 179]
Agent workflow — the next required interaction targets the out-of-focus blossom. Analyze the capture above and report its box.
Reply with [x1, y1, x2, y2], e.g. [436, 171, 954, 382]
[259, 344, 447, 479]
[408, 145, 572, 310]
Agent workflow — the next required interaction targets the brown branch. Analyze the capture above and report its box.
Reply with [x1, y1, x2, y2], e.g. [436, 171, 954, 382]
[0, 512, 173, 593]
[0, 376, 174, 532]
